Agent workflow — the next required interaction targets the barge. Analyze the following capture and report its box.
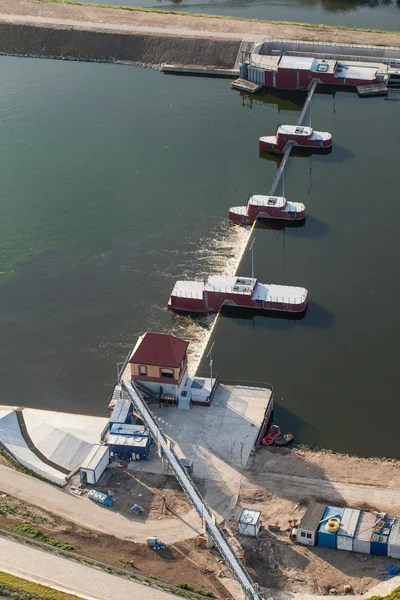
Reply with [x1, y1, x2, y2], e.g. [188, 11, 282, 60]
[168, 275, 308, 314]
[259, 125, 332, 154]
[229, 194, 305, 225]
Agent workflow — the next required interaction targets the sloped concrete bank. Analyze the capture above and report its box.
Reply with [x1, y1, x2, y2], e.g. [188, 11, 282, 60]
[0, 22, 241, 68]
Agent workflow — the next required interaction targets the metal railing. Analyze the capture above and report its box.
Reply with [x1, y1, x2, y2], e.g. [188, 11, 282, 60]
[121, 379, 264, 600]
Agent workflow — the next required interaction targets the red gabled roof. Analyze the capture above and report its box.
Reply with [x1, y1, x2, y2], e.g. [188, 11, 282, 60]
[129, 333, 189, 368]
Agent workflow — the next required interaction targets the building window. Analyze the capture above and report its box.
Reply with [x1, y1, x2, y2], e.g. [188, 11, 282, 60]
[160, 368, 174, 379]
[139, 366, 147, 376]
[306, 533, 312, 539]
[300, 532, 306, 538]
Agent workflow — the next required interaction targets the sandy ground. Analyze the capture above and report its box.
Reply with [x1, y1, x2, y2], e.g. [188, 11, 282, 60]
[0, 493, 227, 598]
[222, 448, 400, 595]
[224, 483, 400, 596]
[1, 0, 400, 47]
[93, 466, 201, 521]
[1, 446, 400, 595]
[251, 448, 400, 491]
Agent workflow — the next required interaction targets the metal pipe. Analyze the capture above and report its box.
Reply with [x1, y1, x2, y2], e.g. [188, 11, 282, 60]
[121, 379, 264, 600]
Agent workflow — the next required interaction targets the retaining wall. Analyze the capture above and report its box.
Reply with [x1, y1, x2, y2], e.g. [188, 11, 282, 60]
[0, 22, 241, 68]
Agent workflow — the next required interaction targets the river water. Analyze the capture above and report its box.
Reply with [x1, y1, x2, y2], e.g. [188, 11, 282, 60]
[86, 0, 400, 32]
[0, 56, 398, 457]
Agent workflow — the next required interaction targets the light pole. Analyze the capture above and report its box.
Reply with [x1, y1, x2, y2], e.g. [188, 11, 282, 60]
[206, 342, 215, 387]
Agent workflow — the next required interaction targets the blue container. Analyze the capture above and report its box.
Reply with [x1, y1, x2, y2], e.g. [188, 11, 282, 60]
[370, 534, 389, 556]
[317, 506, 344, 549]
[370, 515, 394, 556]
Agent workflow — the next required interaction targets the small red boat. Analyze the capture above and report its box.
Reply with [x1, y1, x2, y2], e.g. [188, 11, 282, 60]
[261, 425, 281, 446]
[259, 125, 332, 154]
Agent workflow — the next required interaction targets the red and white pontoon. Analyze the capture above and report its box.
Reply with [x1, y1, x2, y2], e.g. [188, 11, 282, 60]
[229, 194, 305, 225]
[168, 275, 308, 314]
[259, 125, 332, 154]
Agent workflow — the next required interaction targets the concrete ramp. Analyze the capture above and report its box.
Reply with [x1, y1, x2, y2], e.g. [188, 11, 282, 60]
[32, 424, 92, 472]
[0, 409, 66, 485]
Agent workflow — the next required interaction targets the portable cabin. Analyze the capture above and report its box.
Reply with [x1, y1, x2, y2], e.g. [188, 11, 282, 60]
[317, 506, 344, 549]
[297, 502, 326, 547]
[79, 445, 110, 485]
[370, 514, 394, 557]
[238, 509, 261, 537]
[353, 511, 376, 554]
[109, 398, 133, 429]
[337, 508, 361, 552]
[388, 518, 400, 559]
[107, 433, 150, 461]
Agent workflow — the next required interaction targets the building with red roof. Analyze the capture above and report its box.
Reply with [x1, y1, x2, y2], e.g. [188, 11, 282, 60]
[128, 333, 189, 402]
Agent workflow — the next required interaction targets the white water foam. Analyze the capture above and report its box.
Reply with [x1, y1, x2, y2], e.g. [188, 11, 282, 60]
[170, 220, 252, 376]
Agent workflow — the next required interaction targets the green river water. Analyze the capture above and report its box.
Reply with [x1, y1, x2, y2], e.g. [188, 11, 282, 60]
[0, 56, 398, 457]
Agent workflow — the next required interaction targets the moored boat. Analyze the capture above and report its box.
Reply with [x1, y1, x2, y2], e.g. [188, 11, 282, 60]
[261, 425, 281, 446]
[274, 433, 294, 447]
[259, 125, 332, 154]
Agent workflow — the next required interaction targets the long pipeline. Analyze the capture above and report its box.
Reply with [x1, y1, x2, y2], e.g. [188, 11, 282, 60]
[121, 379, 264, 600]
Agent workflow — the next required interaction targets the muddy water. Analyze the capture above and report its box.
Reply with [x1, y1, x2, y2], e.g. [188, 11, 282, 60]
[0, 56, 397, 457]
[85, 0, 400, 32]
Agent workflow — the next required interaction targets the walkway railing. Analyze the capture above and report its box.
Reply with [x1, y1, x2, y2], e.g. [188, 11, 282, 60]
[268, 81, 318, 197]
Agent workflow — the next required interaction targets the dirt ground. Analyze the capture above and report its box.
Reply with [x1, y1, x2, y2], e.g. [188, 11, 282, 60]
[249, 447, 400, 490]
[92, 467, 199, 521]
[2, 0, 400, 47]
[0, 492, 227, 598]
[222, 481, 400, 595]
[222, 447, 400, 595]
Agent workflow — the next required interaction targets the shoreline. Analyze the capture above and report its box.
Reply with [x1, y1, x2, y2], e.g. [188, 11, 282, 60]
[41, 0, 400, 36]
[0, 0, 398, 52]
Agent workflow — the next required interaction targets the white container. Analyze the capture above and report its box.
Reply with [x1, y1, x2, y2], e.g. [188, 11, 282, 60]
[238, 509, 261, 537]
[337, 508, 361, 552]
[389, 518, 400, 559]
[353, 511, 376, 554]
[80, 445, 110, 485]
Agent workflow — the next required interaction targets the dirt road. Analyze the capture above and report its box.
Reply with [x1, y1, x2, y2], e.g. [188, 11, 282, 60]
[0, 464, 201, 543]
[1, 0, 400, 47]
[0, 536, 176, 600]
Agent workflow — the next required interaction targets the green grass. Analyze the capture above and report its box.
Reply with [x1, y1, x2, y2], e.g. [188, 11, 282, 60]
[17, 524, 75, 551]
[369, 587, 400, 600]
[0, 571, 79, 600]
[39, 0, 400, 35]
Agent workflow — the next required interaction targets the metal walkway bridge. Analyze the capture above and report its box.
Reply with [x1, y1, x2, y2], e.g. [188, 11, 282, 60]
[121, 379, 265, 600]
[268, 80, 318, 197]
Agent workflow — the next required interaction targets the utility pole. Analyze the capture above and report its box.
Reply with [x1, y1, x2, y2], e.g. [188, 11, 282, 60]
[206, 342, 215, 387]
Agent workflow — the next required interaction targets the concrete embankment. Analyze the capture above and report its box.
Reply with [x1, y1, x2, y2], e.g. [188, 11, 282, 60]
[0, 0, 400, 68]
[0, 22, 241, 68]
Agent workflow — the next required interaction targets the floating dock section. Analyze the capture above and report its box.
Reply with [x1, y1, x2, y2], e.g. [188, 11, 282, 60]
[242, 39, 400, 91]
[168, 275, 308, 314]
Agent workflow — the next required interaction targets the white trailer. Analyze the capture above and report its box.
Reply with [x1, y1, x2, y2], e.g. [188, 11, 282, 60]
[80, 444, 110, 485]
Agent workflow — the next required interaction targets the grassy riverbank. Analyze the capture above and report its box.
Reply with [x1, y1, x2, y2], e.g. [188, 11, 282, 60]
[39, 0, 400, 35]
[0, 571, 78, 600]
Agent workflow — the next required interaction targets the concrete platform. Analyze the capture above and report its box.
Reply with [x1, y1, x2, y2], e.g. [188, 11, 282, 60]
[129, 384, 272, 518]
[0, 407, 66, 485]
[162, 64, 239, 77]
[0, 406, 108, 485]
